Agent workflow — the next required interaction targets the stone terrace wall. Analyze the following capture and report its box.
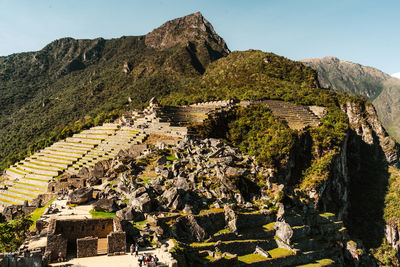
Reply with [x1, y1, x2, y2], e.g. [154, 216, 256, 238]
[46, 233, 67, 262]
[77, 237, 98, 258]
[107, 232, 126, 255]
[52, 218, 114, 241]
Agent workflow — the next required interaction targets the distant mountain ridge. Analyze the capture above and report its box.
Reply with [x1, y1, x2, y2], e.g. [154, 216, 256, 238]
[302, 56, 400, 141]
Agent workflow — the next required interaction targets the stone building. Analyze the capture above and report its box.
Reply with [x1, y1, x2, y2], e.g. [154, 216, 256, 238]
[45, 217, 126, 262]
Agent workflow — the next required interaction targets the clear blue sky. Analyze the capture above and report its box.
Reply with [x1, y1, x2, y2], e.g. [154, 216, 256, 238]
[0, 0, 399, 74]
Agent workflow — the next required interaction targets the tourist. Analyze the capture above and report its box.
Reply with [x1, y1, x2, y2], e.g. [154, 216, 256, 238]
[135, 243, 139, 256]
[57, 251, 63, 262]
[138, 254, 144, 266]
[153, 255, 159, 266]
[130, 243, 134, 255]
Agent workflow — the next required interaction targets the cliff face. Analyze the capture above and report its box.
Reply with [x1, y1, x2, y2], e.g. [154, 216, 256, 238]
[303, 100, 399, 250]
[301, 56, 400, 143]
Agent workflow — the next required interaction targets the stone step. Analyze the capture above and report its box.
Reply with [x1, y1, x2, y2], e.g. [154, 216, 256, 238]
[73, 133, 110, 139]
[18, 177, 50, 187]
[5, 185, 43, 196]
[0, 197, 20, 206]
[28, 158, 70, 169]
[66, 137, 103, 144]
[3, 189, 36, 200]
[0, 192, 26, 204]
[42, 149, 85, 158]
[48, 145, 90, 154]
[33, 154, 75, 165]
[5, 180, 47, 192]
[17, 163, 59, 176]
[56, 141, 95, 149]
[23, 161, 64, 172]
[5, 168, 25, 179]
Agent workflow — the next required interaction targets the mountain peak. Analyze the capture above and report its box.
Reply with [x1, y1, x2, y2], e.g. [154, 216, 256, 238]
[145, 12, 229, 54]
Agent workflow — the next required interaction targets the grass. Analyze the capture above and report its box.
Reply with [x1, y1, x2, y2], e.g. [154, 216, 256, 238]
[198, 208, 224, 215]
[263, 222, 276, 231]
[238, 254, 268, 264]
[132, 220, 147, 230]
[267, 248, 295, 258]
[89, 209, 116, 218]
[297, 258, 335, 267]
[215, 228, 231, 235]
[29, 198, 55, 230]
[319, 212, 335, 217]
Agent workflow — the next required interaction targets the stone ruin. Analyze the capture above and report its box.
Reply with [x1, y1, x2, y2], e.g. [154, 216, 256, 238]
[44, 217, 126, 263]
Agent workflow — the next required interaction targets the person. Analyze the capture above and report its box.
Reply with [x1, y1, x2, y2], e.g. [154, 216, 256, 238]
[135, 243, 139, 256]
[154, 255, 159, 266]
[130, 243, 134, 255]
[138, 254, 144, 266]
[57, 251, 63, 262]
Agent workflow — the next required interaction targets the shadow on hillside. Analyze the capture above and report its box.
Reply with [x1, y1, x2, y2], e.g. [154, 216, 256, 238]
[346, 129, 389, 249]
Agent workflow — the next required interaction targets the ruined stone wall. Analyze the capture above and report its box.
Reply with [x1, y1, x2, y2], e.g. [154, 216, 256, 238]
[107, 232, 126, 254]
[52, 218, 114, 241]
[2, 205, 36, 222]
[45, 233, 67, 262]
[0, 250, 42, 267]
[77, 237, 98, 258]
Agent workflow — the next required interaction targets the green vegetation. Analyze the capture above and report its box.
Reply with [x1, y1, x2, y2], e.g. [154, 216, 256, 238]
[0, 218, 33, 252]
[267, 248, 295, 258]
[300, 107, 349, 190]
[29, 198, 55, 230]
[238, 253, 268, 264]
[383, 167, 400, 226]
[262, 222, 276, 231]
[227, 105, 296, 169]
[371, 239, 399, 266]
[89, 209, 116, 218]
[297, 258, 335, 267]
[132, 220, 147, 230]
[319, 212, 335, 217]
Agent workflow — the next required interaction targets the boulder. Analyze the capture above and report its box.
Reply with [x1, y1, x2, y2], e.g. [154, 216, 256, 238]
[274, 221, 293, 249]
[132, 193, 154, 213]
[175, 177, 190, 191]
[157, 156, 168, 166]
[67, 187, 93, 205]
[93, 160, 110, 177]
[116, 206, 145, 221]
[93, 199, 118, 213]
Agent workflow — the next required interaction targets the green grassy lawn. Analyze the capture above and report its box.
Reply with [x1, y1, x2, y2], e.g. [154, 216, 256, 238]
[29, 198, 55, 230]
[89, 209, 116, 218]
[238, 254, 268, 264]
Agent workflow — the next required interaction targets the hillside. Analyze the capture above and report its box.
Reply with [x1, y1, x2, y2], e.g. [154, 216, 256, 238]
[302, 56, 400, 141]
[0, 12, 229, 170]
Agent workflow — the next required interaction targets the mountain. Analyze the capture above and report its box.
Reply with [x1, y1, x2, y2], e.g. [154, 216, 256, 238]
[2, 12, 400, 265]
[302, 56, 400, 141]
[0, 12, 229, 170]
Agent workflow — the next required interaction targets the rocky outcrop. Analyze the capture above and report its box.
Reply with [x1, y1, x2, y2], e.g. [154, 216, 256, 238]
[145, 12, 229, 54]
[67, 187, 93, 205]
[92, 199, 118, 213]
[302, 56, 400, 142]
[341, 101, 399, 166]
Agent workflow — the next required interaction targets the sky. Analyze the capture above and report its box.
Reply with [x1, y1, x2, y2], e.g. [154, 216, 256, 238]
[0, 0, 399, 74]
